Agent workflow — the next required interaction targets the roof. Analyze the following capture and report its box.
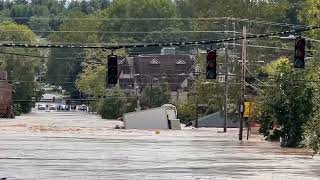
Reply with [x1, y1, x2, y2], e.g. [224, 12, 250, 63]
[134, 54, 195, 90]
[117, 54, 195, 91]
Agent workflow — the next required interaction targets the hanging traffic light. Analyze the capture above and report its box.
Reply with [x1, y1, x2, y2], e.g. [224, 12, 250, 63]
[206, 50, 217, 79]
[107, 55, 118, 85]
[294, 38, 306, 69]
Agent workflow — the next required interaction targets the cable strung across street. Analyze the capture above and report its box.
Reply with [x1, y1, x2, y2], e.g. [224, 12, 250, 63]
[0, 25, 319, 50]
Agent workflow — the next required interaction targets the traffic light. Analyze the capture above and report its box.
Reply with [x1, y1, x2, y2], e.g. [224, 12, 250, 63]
[206, 50, 217, 79]
[294, 38, 306, 68]
[107, 55, 118, 85]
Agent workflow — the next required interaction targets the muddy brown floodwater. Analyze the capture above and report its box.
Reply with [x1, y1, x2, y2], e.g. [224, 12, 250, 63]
[0, 111, 319, 180]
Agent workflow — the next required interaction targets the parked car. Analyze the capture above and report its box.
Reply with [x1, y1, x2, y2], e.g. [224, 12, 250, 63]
[60, 104, 66, 111]
[71, 105, 77, 110]
[78, 104, 87, 111]
[37, 104, 46, 110]
[49, 104, 56, 110]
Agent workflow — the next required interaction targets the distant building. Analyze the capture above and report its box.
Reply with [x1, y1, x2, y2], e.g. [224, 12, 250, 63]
[117, 50, 196, 105]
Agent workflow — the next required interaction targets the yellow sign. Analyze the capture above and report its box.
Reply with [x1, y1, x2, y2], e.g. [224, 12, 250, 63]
[244, 102, 254, 118]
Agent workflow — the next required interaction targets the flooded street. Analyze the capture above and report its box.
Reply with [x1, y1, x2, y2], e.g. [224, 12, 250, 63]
[0, 111, 319, 180]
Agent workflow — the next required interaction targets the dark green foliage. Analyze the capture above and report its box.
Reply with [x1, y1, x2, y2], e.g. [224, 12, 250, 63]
[98, 88, 127, 119]
[177, 101, 196, 124]
[140, 84, 171, 109]
[47, 48, 83, 98]
[0, 22, 40, 113]
[256, 58, 314, 147]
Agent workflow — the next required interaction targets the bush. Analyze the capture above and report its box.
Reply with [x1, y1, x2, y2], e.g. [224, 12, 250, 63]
[177, 101, 196, 124]
[14, 104, 22, 116]
[98, 88, 127, 119]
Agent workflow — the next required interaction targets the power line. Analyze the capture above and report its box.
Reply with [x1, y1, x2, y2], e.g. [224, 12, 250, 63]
[245, 82, 264, 92]
[0, 51, 101, 63]
[245, 66, 271, 87]
[3, 16, 305, 27]
[0, 25, 317, 49]
[0, 30, 242, 34]
[9, 76, 320, 84]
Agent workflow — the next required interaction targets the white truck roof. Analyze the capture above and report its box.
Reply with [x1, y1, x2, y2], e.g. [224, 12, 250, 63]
[124, 107, 169, 130]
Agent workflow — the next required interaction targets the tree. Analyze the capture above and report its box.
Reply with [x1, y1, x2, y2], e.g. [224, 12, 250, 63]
[189, 52, 240, 117]
[98, 87, 127, 119]
[255, 58, 314, 147]
[47, 11, 101, 98]
[76, 48, 127, 115]
[29, 16, 51, 37]
[177, 101, 196, 124]
[140, 84, 171, 109]
[10, 3, 30, 25]
[299, 0, 320, 39]
[100, 0, 179, 44]
[30, 5, 49, 16]
[302, 51, 320, 154]
[0, 22, 40, 113]
[75, 49, 107, 99]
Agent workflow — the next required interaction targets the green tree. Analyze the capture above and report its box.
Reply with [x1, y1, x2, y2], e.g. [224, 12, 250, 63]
[0, 22, 40, 113]
[30, 5, 49, 16]
[47, 11, 101, 98]
[299, 0, 320, 39]
[10, 3, 31, 25]
[98, 87, 127, 119]
[76, 48, 127, 115]
[29, 16, 51, 37]
[177, 101, 196, 124]
[303, 52, 320, 154]
[75, 50, 106, 97]
[255, 58, 314, 147]
[140, 84, 171, 108]
[100, 0, 179, 44]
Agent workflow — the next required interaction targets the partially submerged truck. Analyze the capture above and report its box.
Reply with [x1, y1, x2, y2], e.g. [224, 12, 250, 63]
[123, 104, 181, 130]
[0, 71, 15, 118]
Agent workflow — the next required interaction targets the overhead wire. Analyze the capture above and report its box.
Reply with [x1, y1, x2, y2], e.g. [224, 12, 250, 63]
[0, 30, 243, 34]
[0, 25, 317, 49]
[245, 82, 264, 92]
[2, 16, 306, 27]
[245, 66, 272, 87]
[7, 75, 320, 84]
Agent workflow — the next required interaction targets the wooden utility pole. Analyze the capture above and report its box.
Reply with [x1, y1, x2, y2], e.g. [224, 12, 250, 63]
[224, 42, 228, 133]
[195, 93, 199, 128]
[223, 21, 228, 133]
[239, 26, 247, 141]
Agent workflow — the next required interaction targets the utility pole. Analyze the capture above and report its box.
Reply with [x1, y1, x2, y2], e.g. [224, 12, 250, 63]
[224, 43, 228, 133]
[223, 21, 229, 133]
[239, 26, 247, 141]
[195, 93, 199, 128]
[150, 80, 153, 108]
